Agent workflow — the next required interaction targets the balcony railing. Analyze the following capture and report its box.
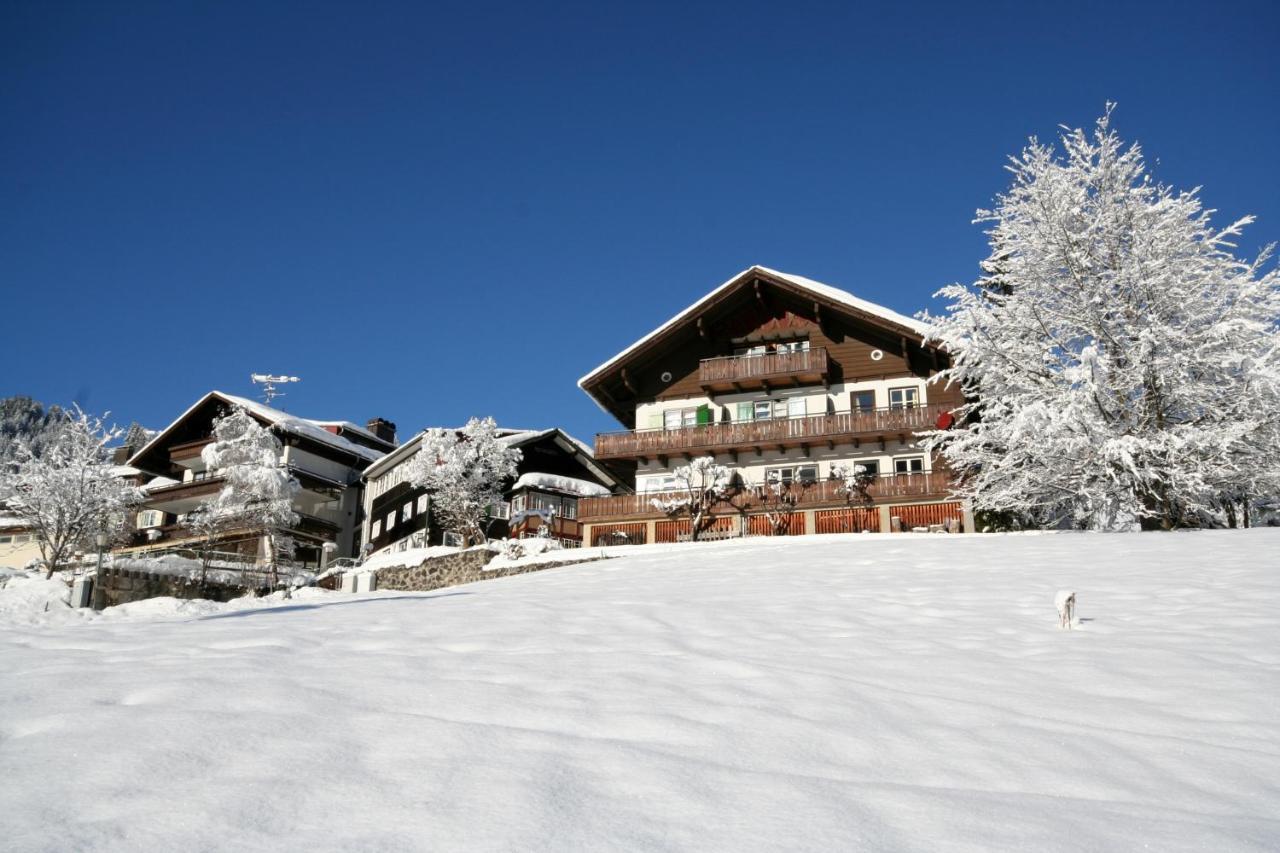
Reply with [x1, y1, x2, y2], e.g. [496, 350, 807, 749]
[595, 403, 951, 460]
[698, 347, 829, 389]
[578, 471, 953, 520]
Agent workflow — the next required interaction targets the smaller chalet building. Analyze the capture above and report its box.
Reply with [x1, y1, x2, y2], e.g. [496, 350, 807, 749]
[361, 427, 624, 555]
[121, 392, 396, 567]
[576, 265, 974, 544]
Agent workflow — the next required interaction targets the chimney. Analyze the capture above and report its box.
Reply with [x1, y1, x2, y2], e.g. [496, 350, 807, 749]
[366, 417, 397, 444]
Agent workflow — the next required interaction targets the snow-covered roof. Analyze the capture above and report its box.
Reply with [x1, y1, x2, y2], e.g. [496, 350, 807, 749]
[127, 392, 387, 471]
[0, 515, 30, 531]
[141, 476, 180, 493]
[309, 420, 394, 448]
[108, 464, 144, 478]
[512, 472, 611, 498]
[578, 265, 930, 389]
[362, 426, 619, 489]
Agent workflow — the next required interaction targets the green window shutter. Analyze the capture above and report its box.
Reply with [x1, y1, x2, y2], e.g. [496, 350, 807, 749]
[696, 404, 711, 425]
[736, 402, 753, 422]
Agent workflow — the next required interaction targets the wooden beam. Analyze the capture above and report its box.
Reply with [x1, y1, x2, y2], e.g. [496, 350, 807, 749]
[813, 301, 823, 327]
[620, 368, 638, 396]
[697, 316, 710, 341]
[754, 279, 767, 307]
[730, 450, 738, 464]
[799, 443, 810, 459]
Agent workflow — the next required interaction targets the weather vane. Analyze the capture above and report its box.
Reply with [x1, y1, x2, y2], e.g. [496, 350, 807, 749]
[250, 373, 300, 405]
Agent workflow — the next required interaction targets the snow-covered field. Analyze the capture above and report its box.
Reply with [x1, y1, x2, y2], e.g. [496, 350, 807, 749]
[2, 530, 1278, 852]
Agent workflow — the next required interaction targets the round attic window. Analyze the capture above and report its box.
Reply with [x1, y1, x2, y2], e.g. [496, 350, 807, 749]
[870, 349, 884, 361]
[660, 371, 673, 383]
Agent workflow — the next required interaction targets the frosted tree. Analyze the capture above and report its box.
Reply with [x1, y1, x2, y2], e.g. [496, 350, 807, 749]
[831, 462, 875, 508]
[405, 417, 522, 544]
[0, 396, 68, 465]
[925, 106, 1280, 529]
[198, 406, 300, 585]
[651, 457, 735, 541]
[755, 470, 802, 535]
[0, 408, 140, 577]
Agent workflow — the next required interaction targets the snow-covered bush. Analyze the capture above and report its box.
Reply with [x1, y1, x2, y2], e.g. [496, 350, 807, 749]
[925, 106, 1280, 530]
[406, 417, 522, 544]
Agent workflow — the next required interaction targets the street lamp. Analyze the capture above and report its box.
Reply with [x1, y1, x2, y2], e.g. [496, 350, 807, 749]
[95, 531, 108, 575]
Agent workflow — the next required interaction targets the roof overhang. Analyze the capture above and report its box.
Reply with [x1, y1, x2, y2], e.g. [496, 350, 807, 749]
[577, 265, 938, 425]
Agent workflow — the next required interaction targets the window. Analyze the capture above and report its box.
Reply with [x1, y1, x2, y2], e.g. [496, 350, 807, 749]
[894, 457, 924, 474]
[766, 464, 818, 485]
[855, 460, 881, 477]
[664, 406, 709, 430]
[416, 495, 429, 515]
[443, 531, 464, 548]
[889, 387, 919, 409]
[137, 510, 164, 529]
[0, 536, 10, 544]
[775, 340, 810, 354]
[386, 511, 396, 531]
[403, 501, 414, 522]
[852, 391, 875, 412]
[754, 400, 772, 420]
[371, 520, 382, 538]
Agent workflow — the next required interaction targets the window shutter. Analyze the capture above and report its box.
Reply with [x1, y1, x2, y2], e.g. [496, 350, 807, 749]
[647, 411, 662, 430]
[696, 404, 711, 425]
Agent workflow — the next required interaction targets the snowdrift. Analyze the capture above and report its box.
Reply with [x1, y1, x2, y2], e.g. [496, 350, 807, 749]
[1, 530, 1277, 851]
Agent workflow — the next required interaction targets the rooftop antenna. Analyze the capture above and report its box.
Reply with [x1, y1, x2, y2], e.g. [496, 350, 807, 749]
[250, 373, 300, 405]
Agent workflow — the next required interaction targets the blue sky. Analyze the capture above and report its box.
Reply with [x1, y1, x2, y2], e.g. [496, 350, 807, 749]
[3, 1, 1278, 445]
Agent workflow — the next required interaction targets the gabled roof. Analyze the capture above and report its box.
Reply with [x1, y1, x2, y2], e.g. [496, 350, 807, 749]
[578, 265, 929, 391]
[362, 426, 621, 490]
[127, 391, 388, 472]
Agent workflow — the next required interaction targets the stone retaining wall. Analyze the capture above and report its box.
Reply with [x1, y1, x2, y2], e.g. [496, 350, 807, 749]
[374, 548, 605, 593]
[92, 566, 262, 610]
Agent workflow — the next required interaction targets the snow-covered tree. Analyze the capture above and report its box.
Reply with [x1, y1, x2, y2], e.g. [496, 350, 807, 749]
[405, 417, 522, 544]
[755, 470, 802, 535]
[651, 457, 735, 541]
[0, 408, 140, 577]
[196, 406, 300, 585]
[831, 462, 875, 508]
[925, 106, 1280, 530]
[0, 396, 68, 466]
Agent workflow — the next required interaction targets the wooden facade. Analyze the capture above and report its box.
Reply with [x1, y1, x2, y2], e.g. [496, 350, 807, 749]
[577, 266, 974, 538]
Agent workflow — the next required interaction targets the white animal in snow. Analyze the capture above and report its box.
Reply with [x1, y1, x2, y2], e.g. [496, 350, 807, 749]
[1055, 590, 1076, 630]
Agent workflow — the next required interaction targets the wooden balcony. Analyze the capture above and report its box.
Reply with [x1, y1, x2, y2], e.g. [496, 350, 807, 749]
[698, 347, 829, 392]
[595, 403, 951, 461]
[578, 471, 953, 521]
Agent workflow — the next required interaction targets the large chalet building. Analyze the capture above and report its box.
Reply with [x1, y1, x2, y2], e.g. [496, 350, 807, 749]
[576, 266, 972, 544]
[361, 427, 625, 555]
[120, 391, 395, 567]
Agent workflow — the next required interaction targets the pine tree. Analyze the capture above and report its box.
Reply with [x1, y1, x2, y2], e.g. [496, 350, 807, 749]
[406, 417, 522, 544]
[926, 106, 1280, 529]
[0, 396, 68, 464]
